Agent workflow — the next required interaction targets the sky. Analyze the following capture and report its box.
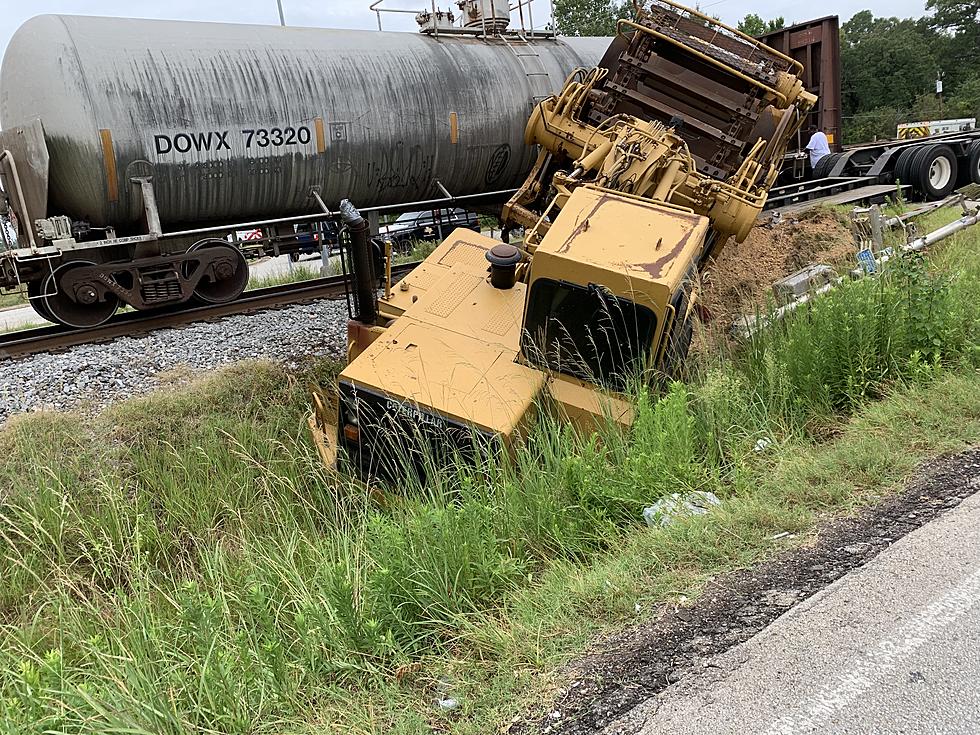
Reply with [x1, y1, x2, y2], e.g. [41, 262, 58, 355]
[0, 0, 935, 63]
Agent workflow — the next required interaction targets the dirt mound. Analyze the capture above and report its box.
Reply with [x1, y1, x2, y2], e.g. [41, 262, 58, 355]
[701, 207, 855, 322]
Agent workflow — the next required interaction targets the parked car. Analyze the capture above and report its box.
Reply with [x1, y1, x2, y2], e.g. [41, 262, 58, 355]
[290, 221, 340, 261]
[380, 208, 480, 251]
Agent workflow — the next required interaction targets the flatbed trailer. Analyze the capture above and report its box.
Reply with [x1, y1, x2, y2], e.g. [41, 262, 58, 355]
[765, 131, 980, 212]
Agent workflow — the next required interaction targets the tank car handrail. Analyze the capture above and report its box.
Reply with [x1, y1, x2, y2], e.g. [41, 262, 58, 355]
[370, 0, 441, 34]
[163, 187, 518, 240]
[0, 150, 36, 251]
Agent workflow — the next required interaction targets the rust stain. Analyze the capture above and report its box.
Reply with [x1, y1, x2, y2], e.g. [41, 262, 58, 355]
[558, 195, 613, 253]
[635, 226, 696, 278]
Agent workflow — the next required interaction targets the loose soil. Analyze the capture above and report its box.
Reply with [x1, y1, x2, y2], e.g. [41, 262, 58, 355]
[701, 207, 854, 323]
[509, 447, 980, 735]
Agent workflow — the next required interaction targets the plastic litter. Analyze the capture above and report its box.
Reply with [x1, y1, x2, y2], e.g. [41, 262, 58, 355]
[643, 491, 721, 527]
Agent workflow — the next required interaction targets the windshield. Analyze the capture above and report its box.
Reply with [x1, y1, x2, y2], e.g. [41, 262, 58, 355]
[521, 278, 657, 391]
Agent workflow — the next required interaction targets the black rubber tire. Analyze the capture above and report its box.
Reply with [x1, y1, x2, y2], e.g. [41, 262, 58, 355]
[892, 145, 919, 185]
[813, 152, 839, 180]
[965, 141, 980, 185]
[900, 145, 934, 200]
[912, 144, 959, 199]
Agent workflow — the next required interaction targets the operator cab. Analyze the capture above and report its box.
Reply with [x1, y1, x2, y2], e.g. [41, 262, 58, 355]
[519, 185, 708, 390]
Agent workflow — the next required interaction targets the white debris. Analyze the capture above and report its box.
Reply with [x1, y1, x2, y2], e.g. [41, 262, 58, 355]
[436, 697, 459, 711]
[643, 491, 722, 527]
[753, 437, 773, 453]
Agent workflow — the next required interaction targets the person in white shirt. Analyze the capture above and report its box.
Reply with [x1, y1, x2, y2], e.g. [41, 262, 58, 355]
[805, 126, 831, 174]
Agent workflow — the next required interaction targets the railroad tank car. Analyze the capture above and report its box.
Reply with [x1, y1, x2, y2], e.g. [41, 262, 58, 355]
[0, 15, 607, 230]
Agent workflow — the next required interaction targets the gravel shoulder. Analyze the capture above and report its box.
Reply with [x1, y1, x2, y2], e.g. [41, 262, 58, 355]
[510, 448, 980, 735]
[0, 299, 350, 424]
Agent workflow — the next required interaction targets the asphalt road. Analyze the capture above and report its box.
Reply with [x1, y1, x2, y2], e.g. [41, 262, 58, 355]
[620, 481, 980, 735]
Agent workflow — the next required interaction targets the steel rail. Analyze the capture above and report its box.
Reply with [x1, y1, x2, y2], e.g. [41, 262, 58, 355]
[0, 261, 420, 361]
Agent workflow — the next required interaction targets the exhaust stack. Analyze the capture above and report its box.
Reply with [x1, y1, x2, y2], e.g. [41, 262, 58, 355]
[339, 199, 378, 325]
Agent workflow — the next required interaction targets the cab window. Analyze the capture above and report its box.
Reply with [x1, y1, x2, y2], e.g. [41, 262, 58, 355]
[521, 278, 657, 391]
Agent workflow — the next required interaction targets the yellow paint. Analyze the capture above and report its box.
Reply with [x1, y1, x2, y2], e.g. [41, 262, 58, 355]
[341, 230, 545, 440]
[99, 129, 118, 203]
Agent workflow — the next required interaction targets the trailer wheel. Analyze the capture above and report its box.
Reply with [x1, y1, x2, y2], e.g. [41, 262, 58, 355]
[813, 152, 839, 180]
[893, 146, 919, 185]
[912, 144, 958, 199]
[965, 141, 980, 185]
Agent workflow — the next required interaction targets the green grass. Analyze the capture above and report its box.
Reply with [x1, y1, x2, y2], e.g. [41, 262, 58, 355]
[0, 227, 979, 732]
[393, 238, 438, 264]
[0, 289, 26, 309]
[246, 262, 331, 290]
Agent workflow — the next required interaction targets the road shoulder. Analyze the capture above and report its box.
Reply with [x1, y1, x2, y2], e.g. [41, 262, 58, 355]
[510, 448, 980, 735]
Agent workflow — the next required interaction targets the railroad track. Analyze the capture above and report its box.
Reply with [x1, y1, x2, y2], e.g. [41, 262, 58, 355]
[0, 262, 419, 360]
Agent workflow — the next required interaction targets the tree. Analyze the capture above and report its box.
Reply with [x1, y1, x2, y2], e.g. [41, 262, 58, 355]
[926, 0, 979, 32]
[949, 75, 980, 118]
[845, 106, 903, 143]
[552, 0, 636, 36]
[926, 0, 980, 89]
[841, 13, 940, 117]
[736, 13, 785, 36]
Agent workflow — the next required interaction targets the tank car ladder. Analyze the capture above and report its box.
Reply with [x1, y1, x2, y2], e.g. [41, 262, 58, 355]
[501, 35, 554, 105]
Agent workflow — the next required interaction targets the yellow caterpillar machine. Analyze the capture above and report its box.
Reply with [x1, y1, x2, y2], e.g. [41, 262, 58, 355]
[310, 0, 815, 480]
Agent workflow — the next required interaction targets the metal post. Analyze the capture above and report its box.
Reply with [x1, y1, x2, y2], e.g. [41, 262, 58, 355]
[276, 0, 286, 26]
[384, 239, 393, 300]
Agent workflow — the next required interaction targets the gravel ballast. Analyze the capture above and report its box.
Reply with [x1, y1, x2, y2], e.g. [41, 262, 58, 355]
[0, 299, 350, 424]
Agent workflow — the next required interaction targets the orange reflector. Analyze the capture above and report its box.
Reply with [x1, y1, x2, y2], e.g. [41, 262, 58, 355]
[314, 117, 326, 153]
[99, 129, 119, 203]
[343, 424, 360, 443]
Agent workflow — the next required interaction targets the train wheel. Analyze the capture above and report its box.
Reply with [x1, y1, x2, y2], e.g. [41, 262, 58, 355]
[187, 240, 248, 304]
[41, 260, 119, 328]
[913, 144, 958, 199]
[27, 279, 55, 322]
